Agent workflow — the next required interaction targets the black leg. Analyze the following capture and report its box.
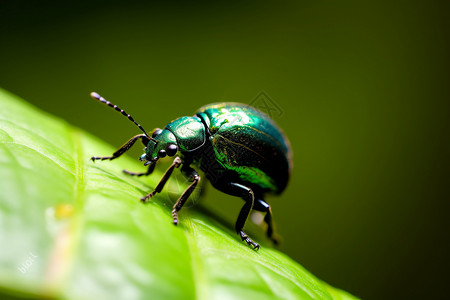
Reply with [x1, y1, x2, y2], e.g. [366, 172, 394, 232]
[263, 206, 279, 244]
[223, 183, 260, 250]
[141, 157, 182, 202]
[123, 162, 156, 177]
[256, 199, 280, 245]
[91, 134, 148, 162]
[172, 166, 200, 225]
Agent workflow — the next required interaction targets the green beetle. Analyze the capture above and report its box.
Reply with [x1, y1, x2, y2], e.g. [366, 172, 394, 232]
[91, 92, 293, 250]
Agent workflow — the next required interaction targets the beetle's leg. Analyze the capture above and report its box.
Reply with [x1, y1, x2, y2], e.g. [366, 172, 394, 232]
[141, 157, 182, 202]
[172, 166, 201, 225]
[254, 199, 280, 245]
[223, 183, 260, 250]
[91, 134, 149, 162]
[123, 162, 156, 177]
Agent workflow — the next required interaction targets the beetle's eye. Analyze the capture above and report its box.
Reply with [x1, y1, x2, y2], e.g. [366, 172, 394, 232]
[158, 149, 167, 158]
[152, 128, 163, 138]
[166, 144, 178, 157]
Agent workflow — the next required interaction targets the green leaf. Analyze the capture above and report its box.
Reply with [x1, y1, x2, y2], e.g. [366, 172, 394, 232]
[0, 88, 358, 300]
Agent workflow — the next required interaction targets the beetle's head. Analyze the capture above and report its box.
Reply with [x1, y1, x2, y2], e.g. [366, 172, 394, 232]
[139, 116, 206, 166]
[140, 128, 178, 166]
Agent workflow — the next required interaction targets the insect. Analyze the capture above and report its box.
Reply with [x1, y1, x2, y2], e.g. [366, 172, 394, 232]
[90, 92, 293, 250]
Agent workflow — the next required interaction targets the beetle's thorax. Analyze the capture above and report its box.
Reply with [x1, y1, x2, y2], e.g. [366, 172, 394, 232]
[165, 116, 206, 153]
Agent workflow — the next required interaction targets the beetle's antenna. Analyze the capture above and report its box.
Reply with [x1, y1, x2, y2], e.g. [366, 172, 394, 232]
[90, 92, 155, 140]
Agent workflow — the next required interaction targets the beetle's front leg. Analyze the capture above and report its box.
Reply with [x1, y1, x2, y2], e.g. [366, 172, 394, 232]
[123, 162, 156, 177]
[172, 166, 201, 225]
[91, 134, 149, 162]
[141, 157, 182, 202]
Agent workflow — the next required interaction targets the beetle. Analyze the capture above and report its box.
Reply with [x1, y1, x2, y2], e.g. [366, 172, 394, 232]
[90, 92, 293, 250]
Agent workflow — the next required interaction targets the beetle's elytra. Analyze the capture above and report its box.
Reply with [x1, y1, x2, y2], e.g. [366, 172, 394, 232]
[90, 92, 293, 250]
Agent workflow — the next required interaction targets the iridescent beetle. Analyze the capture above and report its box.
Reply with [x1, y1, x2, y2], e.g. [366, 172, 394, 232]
[90, 92, 293, 250]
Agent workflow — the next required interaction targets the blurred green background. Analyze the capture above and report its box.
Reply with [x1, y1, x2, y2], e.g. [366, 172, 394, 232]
[1, 1, 448, 299]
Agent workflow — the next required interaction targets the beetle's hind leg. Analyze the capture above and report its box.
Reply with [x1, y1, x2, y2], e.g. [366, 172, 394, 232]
[221, 183, 260, 250]
[91, 134, 149, 162]
[254, 199, 281, 245]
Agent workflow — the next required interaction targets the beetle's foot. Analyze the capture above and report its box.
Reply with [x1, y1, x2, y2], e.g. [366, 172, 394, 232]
[239, 231, 260, 251]
[270, 235, 281, 246]
[140, 192, 156, 203]
[172, 209, 179, 225]
[90, 156, 113, 162]
[123, 169, 146, 177]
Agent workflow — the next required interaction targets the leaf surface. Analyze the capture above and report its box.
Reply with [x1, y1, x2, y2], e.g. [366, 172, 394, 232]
[0, 89, 358, 300]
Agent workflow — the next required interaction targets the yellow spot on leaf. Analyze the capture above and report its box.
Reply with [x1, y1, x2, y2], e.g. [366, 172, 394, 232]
[54, 204, 74, 220]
